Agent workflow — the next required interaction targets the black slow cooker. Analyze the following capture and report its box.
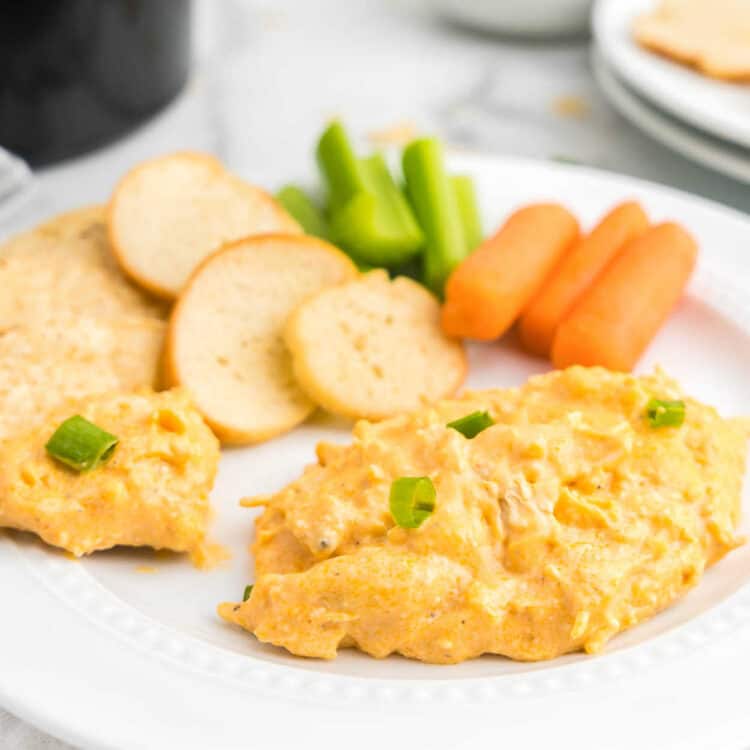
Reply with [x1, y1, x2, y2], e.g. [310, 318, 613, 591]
[0, 0, 192, 165]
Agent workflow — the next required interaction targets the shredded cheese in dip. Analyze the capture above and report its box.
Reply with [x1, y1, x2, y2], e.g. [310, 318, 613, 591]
[0, 388, 220, 563]
[220, 367, 747, 664]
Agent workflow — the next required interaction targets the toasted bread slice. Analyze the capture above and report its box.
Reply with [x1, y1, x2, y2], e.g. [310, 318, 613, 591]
[108, 152, 302, 299]
[0, 315, 166, 441]
[0, 206, 166, 331]
[164, 234, 357, 444]
[284, 270, 467, 420]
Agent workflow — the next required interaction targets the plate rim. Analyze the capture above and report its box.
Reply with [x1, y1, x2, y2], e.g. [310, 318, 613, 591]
[591, 48, 750, 184]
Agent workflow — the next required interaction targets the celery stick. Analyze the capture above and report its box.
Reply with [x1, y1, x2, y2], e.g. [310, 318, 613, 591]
[356, 153, 423, 257]
[451, 175, 483, 252]
[276, 185, 330, 240]
[317, 121, 423, 266]
[402, 138, 467, 296]
[390, 256, 422, 282]
[316, 121, 365, 211]
[329, 191, 423, 267]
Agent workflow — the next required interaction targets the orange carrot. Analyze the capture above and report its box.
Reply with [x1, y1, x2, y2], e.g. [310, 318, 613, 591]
[551, 222, 698, 372]
[441, 203, 579, 341]
[519, 201, 649, 357]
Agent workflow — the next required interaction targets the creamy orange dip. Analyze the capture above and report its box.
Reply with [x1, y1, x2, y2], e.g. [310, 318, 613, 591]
[0, 388, 219, 562]
[220, 367, 747, 664]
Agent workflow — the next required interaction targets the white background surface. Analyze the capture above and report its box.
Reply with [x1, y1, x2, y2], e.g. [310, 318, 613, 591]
[3, 1, 750, 748]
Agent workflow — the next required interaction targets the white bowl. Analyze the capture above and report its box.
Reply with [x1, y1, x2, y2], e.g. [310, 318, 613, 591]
[433, 0, 594, 37]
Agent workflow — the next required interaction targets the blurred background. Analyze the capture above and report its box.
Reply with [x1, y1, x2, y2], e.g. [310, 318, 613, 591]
[1, 0, 748, 245]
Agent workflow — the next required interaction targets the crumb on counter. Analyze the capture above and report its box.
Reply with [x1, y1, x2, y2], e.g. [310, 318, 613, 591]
[135, 565, 158, 574]
[368, 121, 419, 147]
[552, 95, 589, 119]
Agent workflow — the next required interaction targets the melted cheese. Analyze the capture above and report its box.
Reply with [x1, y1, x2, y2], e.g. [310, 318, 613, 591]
[0, 388, 220, 562]
[220, 367, 747, 663]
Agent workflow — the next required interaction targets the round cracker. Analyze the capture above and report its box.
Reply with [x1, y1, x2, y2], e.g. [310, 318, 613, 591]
[284, 270, 467, 420]
[0, 315, 166, 441]
[108, 152, 302, 299]
[164, 234, 357, 444]
[0, 206, 167, 331]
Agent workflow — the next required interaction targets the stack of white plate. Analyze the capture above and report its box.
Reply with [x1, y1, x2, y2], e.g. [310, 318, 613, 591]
[592, 0, 750, 184]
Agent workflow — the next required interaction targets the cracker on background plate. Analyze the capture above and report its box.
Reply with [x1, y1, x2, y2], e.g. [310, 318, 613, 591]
[0, 206, 167, 331]
[634, 0, 750, 81]
[0, 315, 166, 440]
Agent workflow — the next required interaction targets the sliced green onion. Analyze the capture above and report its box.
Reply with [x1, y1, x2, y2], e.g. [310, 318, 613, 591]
[389, 476, 436, 529]
[242, 584, 254, 602]
[646, 398, 685, 428]
[447, 410, 494, 439]
[45, 415, 118, 472]
[402, 137, 467, 296]
[451, 175, 483, 252]
[276, 185, 330, 240]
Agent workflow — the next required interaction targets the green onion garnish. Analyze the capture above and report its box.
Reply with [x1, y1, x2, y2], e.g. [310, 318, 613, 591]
[389, 476, 436, 529]
[447, 410, 494, 439]
[45, 415, 119, 472]
[646, 398, 685, 428]
[243, 584, 254, 602]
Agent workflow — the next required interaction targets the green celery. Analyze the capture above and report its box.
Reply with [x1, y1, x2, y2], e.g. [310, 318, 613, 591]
[402, 138, 467, 296]
[356, 259, 376, 272]
[316, 121, 363, 211]
[276, 185, 329, 240]
[451, 175, 483, 252]
[390, 255, 422, 282]
[316, 121, 423, 267]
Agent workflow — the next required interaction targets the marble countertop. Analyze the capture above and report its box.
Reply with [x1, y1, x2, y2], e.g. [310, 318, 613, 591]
[2, 0, 748, 747]
[4, 0, 749, 242]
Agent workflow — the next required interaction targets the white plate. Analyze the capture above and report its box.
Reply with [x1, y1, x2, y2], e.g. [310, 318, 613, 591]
[3, 153, 750, 750]
[430, 0, 593, 37]
[593, 0, 750, 150]
[592, 49, 750, 184]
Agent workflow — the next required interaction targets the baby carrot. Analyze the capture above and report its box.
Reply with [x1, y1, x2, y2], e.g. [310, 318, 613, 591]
[551, 222, 698, 372]
[519, 201, 649, 357]
[441, 203, 580, 340]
